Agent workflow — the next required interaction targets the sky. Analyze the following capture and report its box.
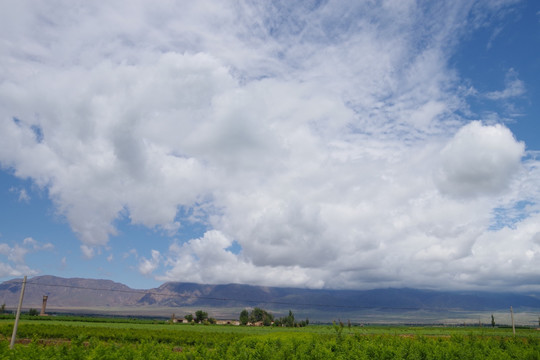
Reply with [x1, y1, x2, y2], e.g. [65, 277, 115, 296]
[0, 0, 539, 292]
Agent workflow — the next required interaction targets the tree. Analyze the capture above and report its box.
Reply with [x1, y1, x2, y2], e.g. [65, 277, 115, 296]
[0, 303, 5, 314]
[491, 314, 495, 328]
[273, 310, 307, 327]
[286, 310, 295, 327]
[239, 309, 249, 325]
[28, 308, 39, 316]
[185, 314, 193, 322]
[250, 307, 265, 322]
[239, 308, 274, 326]
[250, 307, 274, 325]
[263, 315, 273, 327]
[333, 321, 344, 343]
[195, 310, 208, 323]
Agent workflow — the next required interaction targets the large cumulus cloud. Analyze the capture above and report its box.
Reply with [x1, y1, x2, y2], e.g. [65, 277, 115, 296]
[0, 53, 228, 248]
[435, 121, 525, 198]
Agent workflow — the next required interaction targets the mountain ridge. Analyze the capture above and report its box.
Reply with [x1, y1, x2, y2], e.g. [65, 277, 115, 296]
[1, 275, 539, 315]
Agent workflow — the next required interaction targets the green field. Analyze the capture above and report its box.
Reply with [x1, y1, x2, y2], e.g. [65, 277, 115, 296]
[0, 317, 539, 359]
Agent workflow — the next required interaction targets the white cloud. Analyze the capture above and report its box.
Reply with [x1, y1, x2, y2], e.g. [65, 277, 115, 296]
[22, 236, 53, 251]
[123, 249, 138, 260]
[138, 249, 161, 276]
[9, 187, 30, 203]
[484, 68, 526, 100]
[60, 257, 67, 270]
[8, 245, 28, 264]
[435, 121, 525, 198]
[158, 231, 324, 288]
[0, 244, 10, 255]
[80, 245, 95, 259]
[0, 262, 37, 278]
[459, 213, 540, 291]
[0, 238, 53, 277]
[0, 1, 539, 291]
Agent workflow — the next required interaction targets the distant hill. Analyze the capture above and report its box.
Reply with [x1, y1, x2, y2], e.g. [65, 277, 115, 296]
[1, 275, 539, 315]
[137, 282, 540, 311]
[0, 275, 141, 308]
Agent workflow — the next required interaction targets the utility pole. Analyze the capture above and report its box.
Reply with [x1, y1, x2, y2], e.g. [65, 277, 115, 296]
[510, 306, 515, 336]
[10, 276, 27, 349]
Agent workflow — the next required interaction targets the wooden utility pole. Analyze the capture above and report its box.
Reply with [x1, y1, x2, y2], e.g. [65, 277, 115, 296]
[510, 306, 515, 336]
[10, 276, 27, 349]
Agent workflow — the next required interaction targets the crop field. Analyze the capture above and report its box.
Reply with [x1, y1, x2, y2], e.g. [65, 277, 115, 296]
[0, 317, 539, 359]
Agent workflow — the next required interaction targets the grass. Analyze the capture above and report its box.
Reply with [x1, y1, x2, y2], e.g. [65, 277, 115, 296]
[0, 317, 539, 359]
[1, 317, 538, 337]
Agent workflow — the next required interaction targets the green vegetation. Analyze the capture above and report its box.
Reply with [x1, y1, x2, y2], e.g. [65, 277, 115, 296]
[0, 318, 539, 359]
[238, 308, 308, 327]
[239, 309, 249, 325]
[0, 313, 163, 324]
[195, 310, 207, 323]
[239, 307, 274, 326]
[273, 310, 309, 327]
[181, 310, 216, 324]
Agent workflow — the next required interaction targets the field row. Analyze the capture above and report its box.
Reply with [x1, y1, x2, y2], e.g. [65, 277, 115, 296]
[0, 319, 538, 359]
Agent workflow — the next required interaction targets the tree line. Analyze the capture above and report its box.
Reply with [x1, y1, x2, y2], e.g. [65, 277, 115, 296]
[182, 310, 216, 324]
[178, 308, 308, 327]
[239, 308, 308, 327]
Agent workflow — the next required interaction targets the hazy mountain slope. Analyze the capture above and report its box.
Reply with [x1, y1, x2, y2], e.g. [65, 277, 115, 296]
[0, 275, 142, 308]
[138, 282, 540, 311]
[1, 276, 539, 312]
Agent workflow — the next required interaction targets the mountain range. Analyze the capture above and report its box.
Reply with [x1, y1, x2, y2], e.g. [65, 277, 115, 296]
[1, 276, 539, 322]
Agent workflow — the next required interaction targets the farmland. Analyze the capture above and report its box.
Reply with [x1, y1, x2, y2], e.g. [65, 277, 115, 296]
[0, 317, 539, 359]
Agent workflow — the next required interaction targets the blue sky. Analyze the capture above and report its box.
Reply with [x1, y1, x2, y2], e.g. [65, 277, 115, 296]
[0, 0, 539, 291]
